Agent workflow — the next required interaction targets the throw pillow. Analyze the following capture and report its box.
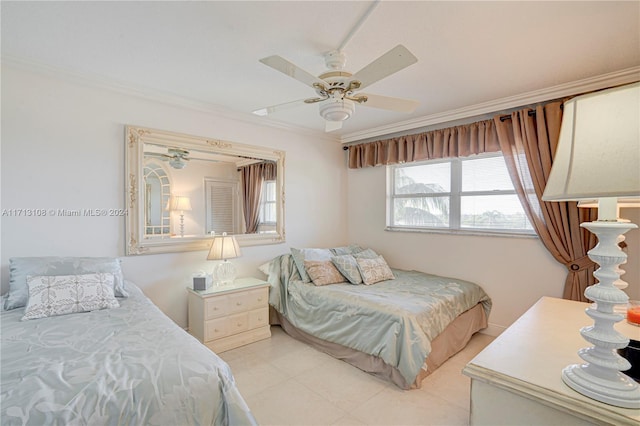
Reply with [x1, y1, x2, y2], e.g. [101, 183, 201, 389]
[290, 248, 333, 283]
[22, 273, 120, 321]
[304, 260, 346, 286]
[353, 248, 379, 259]
[6, 257, 127, 311]
[356, 255, 395, 285]
[331, 254, 363, 284]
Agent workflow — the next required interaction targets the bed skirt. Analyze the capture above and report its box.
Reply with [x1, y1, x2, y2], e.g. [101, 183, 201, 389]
[271, 302, 488, 389]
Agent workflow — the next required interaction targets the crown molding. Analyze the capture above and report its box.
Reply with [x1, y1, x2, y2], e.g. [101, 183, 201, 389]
[1, 54, 340, 144]
[340, 66, 640, 144]
[4, 54, 637, 146]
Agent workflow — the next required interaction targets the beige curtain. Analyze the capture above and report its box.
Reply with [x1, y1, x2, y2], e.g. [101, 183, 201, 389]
[348, 120, 500, 168]
[239, 162, 276, 234]
[494, 102, 597, 301]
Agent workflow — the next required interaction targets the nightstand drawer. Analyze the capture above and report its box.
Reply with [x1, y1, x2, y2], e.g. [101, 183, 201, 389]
[205, 316, 229, 341]
[249, 307, 269, 329]
[205, 295, 230, 320]
[205, 312, 249, 341]
[228, 287, 268, 314]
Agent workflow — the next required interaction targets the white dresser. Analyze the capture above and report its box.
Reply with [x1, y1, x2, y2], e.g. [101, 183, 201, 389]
[187, 277, 271, 353]
[463, 297, 640, 425]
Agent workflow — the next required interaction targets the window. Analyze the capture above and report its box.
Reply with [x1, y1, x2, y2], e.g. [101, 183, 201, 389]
[258, 180, 277, 233]
[388, 153, 534, 235]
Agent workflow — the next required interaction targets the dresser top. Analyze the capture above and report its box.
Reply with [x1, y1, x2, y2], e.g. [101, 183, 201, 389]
[464, 296, 640, 423]
[187, 277, 269, 297]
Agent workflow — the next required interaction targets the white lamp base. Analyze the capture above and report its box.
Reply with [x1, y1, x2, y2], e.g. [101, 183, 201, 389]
[215, 260, 237, 286]
[562, 220, 640, 409]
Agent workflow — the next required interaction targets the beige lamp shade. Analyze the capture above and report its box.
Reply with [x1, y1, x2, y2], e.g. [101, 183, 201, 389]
[207, 232, 241, 261]
[165, 195, 192, 212]
[542, 82, 640, 202]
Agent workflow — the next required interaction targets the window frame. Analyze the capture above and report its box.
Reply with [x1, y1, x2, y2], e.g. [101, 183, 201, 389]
[258, 180, 277, 226]
[386, 152, 536, 237]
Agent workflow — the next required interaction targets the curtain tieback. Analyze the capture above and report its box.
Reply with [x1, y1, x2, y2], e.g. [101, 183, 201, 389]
[565, 255, 595, 272]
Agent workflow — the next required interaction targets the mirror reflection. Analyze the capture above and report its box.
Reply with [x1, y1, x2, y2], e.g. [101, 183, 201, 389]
[126, 126, 285, 255]
[143, 144, 278, 238]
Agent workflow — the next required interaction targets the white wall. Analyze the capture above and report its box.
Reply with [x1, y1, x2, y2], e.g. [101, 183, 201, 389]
[4, 64, 638, 334]
[346, 159, 640, 335]
[1, 65, 348, 327]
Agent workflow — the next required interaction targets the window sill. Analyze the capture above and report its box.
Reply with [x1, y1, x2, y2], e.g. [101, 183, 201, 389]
[385, 226, 538, 239]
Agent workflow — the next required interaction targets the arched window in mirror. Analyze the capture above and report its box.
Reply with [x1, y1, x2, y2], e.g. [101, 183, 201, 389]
[144, 162, 171, 236]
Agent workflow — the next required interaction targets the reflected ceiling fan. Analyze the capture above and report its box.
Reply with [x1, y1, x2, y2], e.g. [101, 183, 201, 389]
[146, 148, 191, 169]
[253, 45, 419, 132]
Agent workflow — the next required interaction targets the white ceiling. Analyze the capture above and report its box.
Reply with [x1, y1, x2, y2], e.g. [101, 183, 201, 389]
[2, 1, 639, 143]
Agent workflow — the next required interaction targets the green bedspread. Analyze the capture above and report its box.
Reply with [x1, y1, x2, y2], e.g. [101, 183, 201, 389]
[268, 254, 492, 387]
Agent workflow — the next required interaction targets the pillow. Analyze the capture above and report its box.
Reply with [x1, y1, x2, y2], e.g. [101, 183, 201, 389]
[353, 248, 379, 259]
[304, 260, 345, 286]
[331, 254, 363, 285]
[6, 257, 127, 311]
[330, 244, 364, 256]
[356, 255, 395, 285]
[290, 248, 333, 283]
[22, 273, 120, 321]
[258, 261, 271, 276]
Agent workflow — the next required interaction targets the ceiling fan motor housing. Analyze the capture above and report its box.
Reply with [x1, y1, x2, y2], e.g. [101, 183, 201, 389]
[320, 98, 355, 122]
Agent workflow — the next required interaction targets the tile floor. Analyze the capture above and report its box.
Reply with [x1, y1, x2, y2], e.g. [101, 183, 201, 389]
[218, 326, 495, 426]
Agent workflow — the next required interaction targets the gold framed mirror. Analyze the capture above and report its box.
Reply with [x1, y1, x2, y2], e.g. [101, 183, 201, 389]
[125, 126, 285, 255]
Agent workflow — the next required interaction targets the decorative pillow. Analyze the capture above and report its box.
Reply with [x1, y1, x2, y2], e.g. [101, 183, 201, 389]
[6, 257, 127, 311]
[22, 273, 120, 321]
[258, 261, 271, 276]
[356, 255, 395, 285]
[330, 244, 364, 256]
[353, 248, 379, 259]
[304, 260, 346, 286]
[331, 254, 363, 284]
[290, 248, 333, 283]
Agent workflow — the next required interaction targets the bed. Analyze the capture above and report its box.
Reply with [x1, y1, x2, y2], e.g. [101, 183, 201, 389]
[266, 248, 492, 389]
[1, 257, 256, 426]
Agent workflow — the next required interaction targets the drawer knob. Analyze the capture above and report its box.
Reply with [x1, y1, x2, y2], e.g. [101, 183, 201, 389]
[237, 302, 242, 306]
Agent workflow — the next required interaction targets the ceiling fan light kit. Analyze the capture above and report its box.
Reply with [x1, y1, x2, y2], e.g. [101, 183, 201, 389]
[320, 98, 356, 122]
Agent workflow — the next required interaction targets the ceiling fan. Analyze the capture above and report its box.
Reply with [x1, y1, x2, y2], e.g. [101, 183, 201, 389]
[146, 148, 191, 169]
[253, 44, 419, 132]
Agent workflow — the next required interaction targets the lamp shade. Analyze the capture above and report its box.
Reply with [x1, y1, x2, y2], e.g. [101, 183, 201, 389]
[207, 232, 241, 260]
[542, 82, 640, 202]
[165, 195, 192, 212]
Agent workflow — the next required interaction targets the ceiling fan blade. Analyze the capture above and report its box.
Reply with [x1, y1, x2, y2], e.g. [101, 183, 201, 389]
[359, 93, 419, 113]
[252, 99, 307, 116]
[259, 55, 327, 88]
[325, 120, 343, 132]
[351, 45, 418, 89]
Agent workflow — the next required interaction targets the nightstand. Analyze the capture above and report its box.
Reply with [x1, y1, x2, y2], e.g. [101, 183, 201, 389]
[187, 277, 271, 353]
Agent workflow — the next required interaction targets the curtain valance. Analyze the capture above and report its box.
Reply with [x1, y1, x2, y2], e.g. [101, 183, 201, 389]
[347, 119, 501, 168]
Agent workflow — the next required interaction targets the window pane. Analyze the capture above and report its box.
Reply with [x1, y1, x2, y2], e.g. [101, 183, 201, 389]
[393, 197, 449, 227]
[462, 156, 513, 192]
[394, 163, 450, 194]
[461, 195, 532, 230]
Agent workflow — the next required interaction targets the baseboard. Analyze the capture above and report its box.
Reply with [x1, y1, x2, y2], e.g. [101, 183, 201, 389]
[481, 323, 507, 337]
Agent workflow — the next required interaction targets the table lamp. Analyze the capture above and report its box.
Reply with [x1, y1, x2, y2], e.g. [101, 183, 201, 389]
[542, 82, 640, 408]
[207, 232, 241, 286]
[166, 195, 192, 238]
